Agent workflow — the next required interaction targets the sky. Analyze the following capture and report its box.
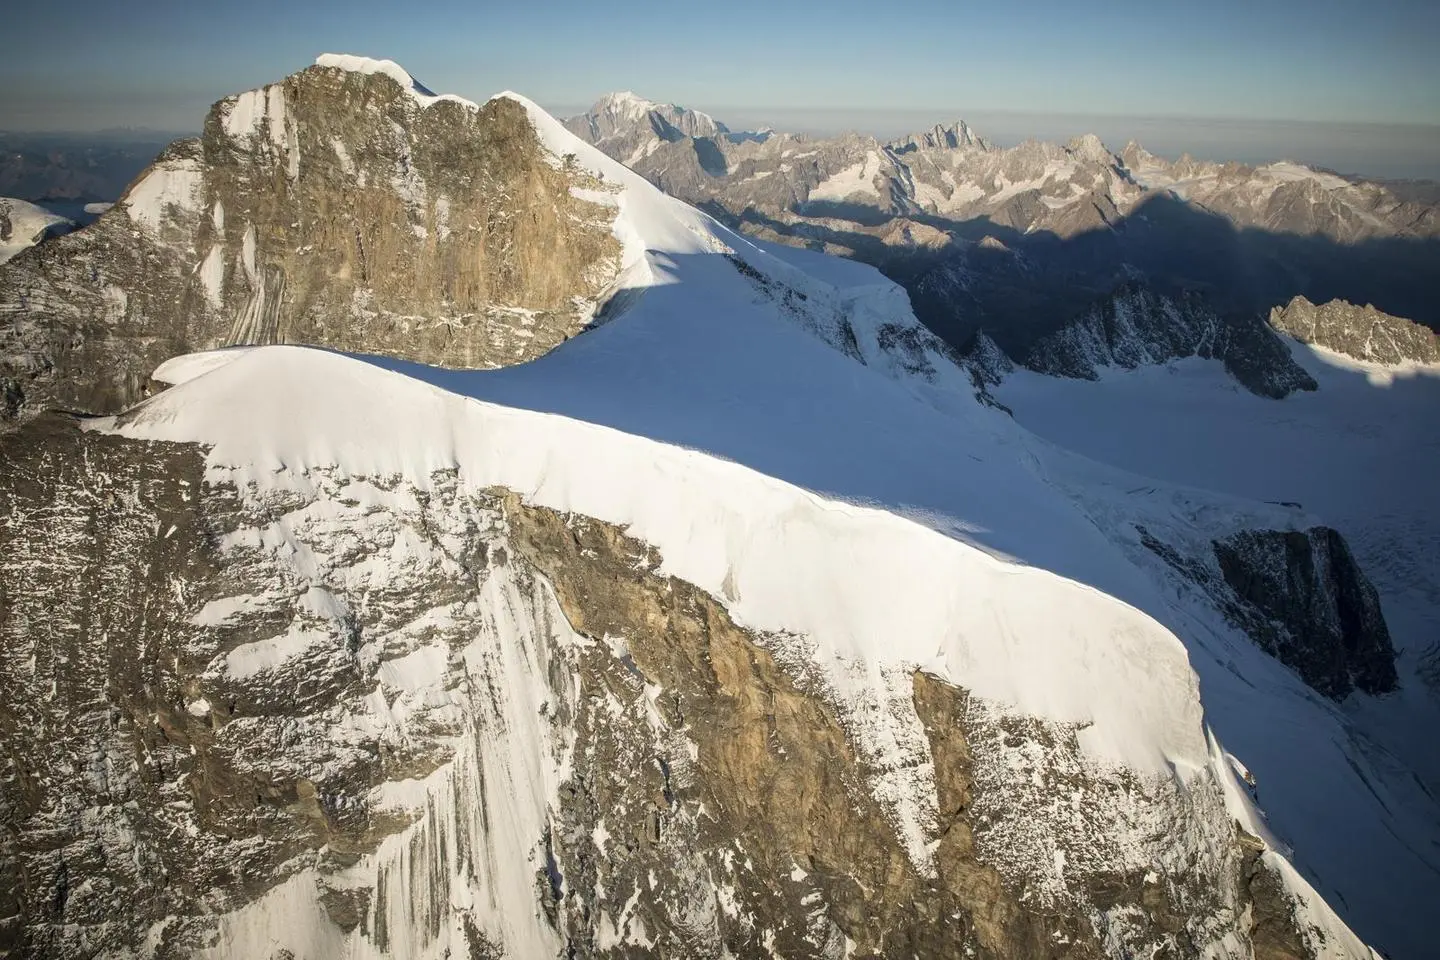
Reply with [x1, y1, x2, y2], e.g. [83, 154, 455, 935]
[2, 0, 1438, 177]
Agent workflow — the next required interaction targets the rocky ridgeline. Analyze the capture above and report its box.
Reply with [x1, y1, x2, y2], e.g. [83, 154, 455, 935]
[0, 415, 1336, 959]
[1269, 295, 1440, 365]
[0, 61, 621, 425]
[1022, 285, 1317, 398]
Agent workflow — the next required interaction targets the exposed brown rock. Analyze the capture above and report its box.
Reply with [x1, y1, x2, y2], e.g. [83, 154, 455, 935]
[0, 64, 621, 427]
[1269, 294, 1440, 365]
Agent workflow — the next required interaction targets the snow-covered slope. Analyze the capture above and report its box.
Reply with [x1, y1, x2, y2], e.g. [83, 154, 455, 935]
[35, 55, 1382, 959]
[995, 341, 1440, 960]
[0, 196, 72, 263]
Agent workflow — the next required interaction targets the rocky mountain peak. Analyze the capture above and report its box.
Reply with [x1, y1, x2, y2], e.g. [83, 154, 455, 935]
[1269, 294, 1440, 365]
[0, 56, 624, 426]
[1066, 132, 1114, 166]
[569, 91, 729, 146]
[593, 89, 660, 118]
[890, 120, 992, 153]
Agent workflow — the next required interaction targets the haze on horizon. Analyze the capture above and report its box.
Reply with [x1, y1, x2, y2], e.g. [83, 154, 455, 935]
[2, 0, 1438, 180]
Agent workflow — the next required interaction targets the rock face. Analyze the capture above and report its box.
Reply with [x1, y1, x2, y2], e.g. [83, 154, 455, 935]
[1269, 295, 1440, 365]
[0, 60, 621, 426]
[1214, 528, 1398, 699]
[0, 413, 1340, 959]
[1023, 285, 1318, 398]
[564, 95, 1440, 388]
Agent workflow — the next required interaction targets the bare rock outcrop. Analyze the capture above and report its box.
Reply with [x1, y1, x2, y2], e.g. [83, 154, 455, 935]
[1214, 527, 1398, 699]
[1024, 285, 1318, 398]
[0, 61, 621, 426]
[1269, 295, 1440, 365]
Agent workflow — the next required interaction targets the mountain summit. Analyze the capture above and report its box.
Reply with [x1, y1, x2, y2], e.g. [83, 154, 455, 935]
[563, 91, 730, 165]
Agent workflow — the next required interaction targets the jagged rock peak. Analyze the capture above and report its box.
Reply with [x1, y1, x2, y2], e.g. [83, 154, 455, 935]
[1066, 132, 1114, 166]
[891, 119, 991, 152]
[1269, 294, 1440, 365]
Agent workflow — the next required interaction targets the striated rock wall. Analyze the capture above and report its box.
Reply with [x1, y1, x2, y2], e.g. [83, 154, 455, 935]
[0, 64, 621, 426]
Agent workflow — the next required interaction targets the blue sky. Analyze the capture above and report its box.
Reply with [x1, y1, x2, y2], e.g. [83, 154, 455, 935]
[2, 0, 1438, 174]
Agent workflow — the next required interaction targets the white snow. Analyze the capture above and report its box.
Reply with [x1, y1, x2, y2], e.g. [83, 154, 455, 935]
[122, 158, 205, 234]
[808, 151, 884, 203]
[153, 349, 252, 386]
[315, 53, 479, 111]
[222, 627, 329, 680]
[376, 644, 449, 693]
[0, 198, 71, 264]
[1260, 161, 1352, 191]
[197, 244, 225, 307]
[221, 89, 267, 140]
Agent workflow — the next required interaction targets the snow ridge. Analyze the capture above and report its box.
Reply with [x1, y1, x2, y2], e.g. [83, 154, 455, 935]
[315, 53, 480, 111]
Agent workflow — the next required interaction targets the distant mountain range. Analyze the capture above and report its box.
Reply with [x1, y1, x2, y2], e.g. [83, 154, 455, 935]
[0, 131, 179, 207]
[563, 94, 1440, 371]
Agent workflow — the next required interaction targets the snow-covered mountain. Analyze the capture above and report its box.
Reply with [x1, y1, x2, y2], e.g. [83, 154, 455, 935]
[563, 96, 1440, 379]
[0, 54, 623, 423]
[562, 92, 732, 166]
[2, 54, 1435, 960]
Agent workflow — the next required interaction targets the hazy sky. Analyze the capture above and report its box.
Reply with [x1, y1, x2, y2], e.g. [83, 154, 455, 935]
[3, 0, 1438, 176]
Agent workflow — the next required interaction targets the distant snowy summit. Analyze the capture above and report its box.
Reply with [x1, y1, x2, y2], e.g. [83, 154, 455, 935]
[563, 90, 733, 165]
[563, 89, 1440, 378]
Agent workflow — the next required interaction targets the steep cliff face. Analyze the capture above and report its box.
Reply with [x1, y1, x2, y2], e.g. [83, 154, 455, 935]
[0, 58, 621, 425]
[1022, 285, 1317, 398]
[1136, 524, 1398, 701]
[0, 413, 1351, 959]
[1214, 528, 1398, 699]
[1269, 295, 1440, 366]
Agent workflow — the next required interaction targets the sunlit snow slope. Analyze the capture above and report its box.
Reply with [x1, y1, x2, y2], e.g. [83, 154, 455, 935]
[995, 341, 1440, 960]
[100, 55, 1389, 957]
